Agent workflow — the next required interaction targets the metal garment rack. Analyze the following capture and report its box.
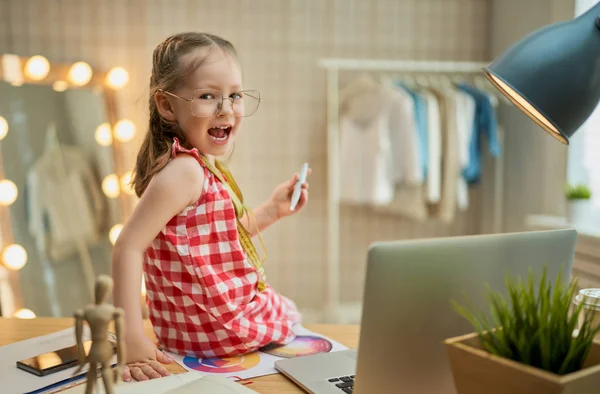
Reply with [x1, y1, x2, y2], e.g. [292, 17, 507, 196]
[317, 58, 504, 323]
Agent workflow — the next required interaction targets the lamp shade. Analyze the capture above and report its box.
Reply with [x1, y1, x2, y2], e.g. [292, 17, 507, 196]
[483, 3, 600, 144]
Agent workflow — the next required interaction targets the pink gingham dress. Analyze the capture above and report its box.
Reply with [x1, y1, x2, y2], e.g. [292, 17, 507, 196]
[143, 138, 301, 358]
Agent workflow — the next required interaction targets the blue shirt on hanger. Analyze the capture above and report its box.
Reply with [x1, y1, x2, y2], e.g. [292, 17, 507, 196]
[397, 83, 428, 179]
[456, 83, 501, 184]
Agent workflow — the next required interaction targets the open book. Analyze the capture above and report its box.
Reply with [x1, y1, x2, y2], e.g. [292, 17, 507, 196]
[62, 372, 257, 394]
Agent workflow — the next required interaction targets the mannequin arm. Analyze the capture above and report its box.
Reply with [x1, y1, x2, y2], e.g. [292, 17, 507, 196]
[73, 309, 86, 372]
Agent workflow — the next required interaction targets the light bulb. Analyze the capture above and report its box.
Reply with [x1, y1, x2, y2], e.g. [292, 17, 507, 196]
[114, 119, 135, 142]
[13, 308, 36, 319]
[95, 123, 113, 146]
[102, 174, 120, 198]
[2, 244, 27, 271]
[0, 116, 8, 140]
[109, 224, 123, 245]
[68, 62, 92, 86]
[106, 67, 129, 89]
[141, 278, 147, 296]
[0, 179, 18, 206]
[24, 55, 50, 81]
[120, 171, 134, 195]
[52, 80, 68, 92]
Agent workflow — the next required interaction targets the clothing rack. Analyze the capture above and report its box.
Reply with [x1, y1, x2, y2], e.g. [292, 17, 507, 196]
[317, 58, 505, 324]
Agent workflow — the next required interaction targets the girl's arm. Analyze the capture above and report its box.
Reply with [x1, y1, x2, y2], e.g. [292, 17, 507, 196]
[240, 170, 310, 237]
[112, 155, 203, 366]
[240, 201, 280, 236]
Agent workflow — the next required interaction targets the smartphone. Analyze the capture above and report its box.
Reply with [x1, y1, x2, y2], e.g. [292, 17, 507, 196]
[17, 340, 115, 377]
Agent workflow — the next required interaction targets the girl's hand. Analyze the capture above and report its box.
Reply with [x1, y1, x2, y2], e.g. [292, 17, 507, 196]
[122, 337, 174, 382]
[269, 168, 312, 219]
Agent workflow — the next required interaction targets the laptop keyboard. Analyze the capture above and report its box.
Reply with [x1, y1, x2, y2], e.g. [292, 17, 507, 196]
[327, 375, 355, 393]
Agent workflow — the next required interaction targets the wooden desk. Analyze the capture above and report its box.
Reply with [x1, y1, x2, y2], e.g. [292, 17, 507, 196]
[0, 318, 359, 393]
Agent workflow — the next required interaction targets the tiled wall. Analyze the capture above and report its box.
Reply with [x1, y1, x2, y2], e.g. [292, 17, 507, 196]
[1, 0, 492, 317]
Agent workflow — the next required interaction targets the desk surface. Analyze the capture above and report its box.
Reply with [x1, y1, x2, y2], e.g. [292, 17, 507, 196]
[0, 318, 359, 394]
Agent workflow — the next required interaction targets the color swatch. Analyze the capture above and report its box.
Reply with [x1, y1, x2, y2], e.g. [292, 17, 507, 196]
[182, 352, 261, 373]
[261, 335, 333, 358]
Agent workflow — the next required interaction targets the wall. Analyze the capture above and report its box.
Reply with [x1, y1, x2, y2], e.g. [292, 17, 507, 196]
[488, 0, 575, 233]
[1, 0, 493, 317]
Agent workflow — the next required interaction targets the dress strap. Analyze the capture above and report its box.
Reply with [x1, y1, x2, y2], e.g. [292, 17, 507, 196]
[171, 137, 202, 162]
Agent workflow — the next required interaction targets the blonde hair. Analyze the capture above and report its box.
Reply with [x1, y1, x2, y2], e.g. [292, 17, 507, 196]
[132, 32, 237, 197]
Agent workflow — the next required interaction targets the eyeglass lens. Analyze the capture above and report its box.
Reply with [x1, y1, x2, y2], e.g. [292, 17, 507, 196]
[190, 89, 261, 118]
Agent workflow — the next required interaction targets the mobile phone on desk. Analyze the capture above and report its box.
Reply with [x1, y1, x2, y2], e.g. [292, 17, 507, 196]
[17, 340, 116, 377]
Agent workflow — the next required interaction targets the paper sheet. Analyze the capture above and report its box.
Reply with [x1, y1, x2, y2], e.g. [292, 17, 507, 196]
[63, 371, 202, 393]
[63, 373, 258, 394]
[165, 325, 349, 380]
[0, 326, 116, 394]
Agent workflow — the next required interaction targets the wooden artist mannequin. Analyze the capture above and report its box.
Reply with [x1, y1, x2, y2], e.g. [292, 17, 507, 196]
[74, 275, 125, 394]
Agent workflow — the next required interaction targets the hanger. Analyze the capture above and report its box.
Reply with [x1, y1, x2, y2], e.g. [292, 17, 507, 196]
[473, 75, 509, 107]
[44, 123, 59, 151]
[415, 74, 429, 87]
[431, 74, 450, 88]
[396, 73, 416, 89]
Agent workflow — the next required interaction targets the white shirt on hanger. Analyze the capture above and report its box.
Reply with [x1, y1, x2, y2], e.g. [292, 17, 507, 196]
[339, 74, 395, 205]
[385, 78, 422, 186]
[421, 90, 442, 203]
[454, 89, 476, 210]
[27, 144, 105, 261]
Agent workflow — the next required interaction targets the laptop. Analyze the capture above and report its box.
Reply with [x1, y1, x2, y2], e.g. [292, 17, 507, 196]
[275, 229, 577, 394]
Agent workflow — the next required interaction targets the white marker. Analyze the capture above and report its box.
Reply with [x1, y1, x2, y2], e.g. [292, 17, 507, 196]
[290, 162, 309, 211]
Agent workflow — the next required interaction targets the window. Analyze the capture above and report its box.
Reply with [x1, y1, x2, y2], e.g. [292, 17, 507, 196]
[567, 0, 600, 211]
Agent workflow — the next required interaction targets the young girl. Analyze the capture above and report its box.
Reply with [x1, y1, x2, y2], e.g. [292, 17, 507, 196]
[112, 32, 310, 382]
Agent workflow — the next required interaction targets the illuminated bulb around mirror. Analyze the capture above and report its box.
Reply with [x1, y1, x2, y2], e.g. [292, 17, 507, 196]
[52, 80, 68, 92]
[106, 67, 129, 89]
[13, 308, 36, 319]
[102, 174, 120, 198]
[114, 119, 136, 142]
[68, 61, 93, 86]
[24, 55, 50, 81]
[2, 244, 27, 271]
[120, 171, 134, 195]
[0, 116, 8, 140]
[0, 179, 18, 206]
[95, 123, 113, 146]
[109, 224, 123, 246]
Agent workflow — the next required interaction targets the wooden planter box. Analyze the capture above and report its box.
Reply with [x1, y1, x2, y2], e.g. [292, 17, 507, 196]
[445, 332, 600, 394]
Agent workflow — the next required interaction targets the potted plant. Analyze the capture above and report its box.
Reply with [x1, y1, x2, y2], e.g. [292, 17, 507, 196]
[444, 268, 600, 394]
[565, 184, 592, 226]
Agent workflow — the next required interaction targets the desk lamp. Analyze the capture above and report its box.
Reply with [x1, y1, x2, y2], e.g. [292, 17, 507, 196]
[483, 2, 600, 144]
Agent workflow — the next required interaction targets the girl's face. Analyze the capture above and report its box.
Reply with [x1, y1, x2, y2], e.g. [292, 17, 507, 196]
[158, 50, 243, 159]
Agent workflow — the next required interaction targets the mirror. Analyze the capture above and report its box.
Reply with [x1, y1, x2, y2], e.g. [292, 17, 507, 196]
[0, 55, 132, 318]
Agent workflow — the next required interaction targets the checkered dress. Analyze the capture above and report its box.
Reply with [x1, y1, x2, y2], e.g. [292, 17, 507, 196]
[143, 139, 301, 358]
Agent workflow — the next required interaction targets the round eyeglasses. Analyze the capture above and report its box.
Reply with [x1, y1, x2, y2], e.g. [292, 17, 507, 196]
[158, 88, 262, 118]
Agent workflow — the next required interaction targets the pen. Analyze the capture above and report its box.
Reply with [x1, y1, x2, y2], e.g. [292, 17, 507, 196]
[27, 363, 117, 394]
[290, 163, 308, 211]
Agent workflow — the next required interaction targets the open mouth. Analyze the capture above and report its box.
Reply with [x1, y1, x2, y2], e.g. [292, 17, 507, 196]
[207, 126, 232, 143]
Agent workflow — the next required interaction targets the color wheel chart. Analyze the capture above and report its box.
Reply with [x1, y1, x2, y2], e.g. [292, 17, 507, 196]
[168, 326, 349, 380]
[183, 352, 261, 373]
[261, 335, 333, 358]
